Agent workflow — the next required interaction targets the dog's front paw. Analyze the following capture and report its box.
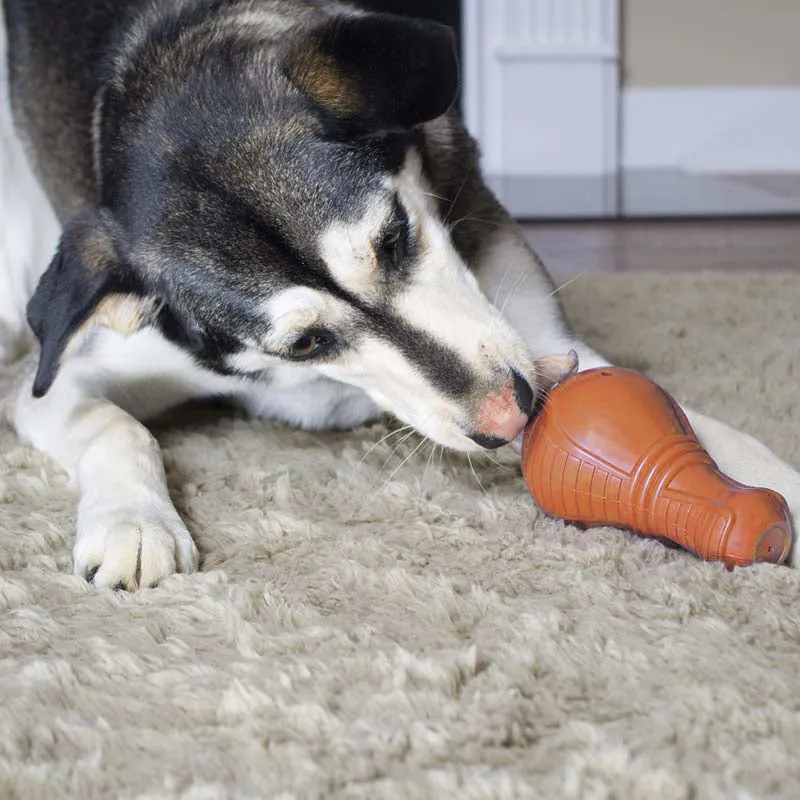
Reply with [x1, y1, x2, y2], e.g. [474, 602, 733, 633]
[74, 507, 199, 590]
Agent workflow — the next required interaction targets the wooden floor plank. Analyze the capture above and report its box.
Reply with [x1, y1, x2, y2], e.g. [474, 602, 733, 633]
[521, 219, 800, 279]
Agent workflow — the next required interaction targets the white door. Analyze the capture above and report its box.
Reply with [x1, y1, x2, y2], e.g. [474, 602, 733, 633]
[462, 0, 800, 218]
[462, 0, 621, 217]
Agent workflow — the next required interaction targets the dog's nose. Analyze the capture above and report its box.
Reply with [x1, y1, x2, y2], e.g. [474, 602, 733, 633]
[512, 369, 534, 415]
[469, 371, 534, 449]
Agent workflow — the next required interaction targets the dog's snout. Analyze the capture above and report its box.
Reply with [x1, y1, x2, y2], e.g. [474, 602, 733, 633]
[469, 372, 534, 449]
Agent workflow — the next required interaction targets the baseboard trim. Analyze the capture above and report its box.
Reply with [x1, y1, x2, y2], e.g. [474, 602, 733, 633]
[622, 87, 800, 173]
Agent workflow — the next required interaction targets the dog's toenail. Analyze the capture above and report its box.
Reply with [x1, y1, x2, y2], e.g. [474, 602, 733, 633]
[86, 566, 99, 583]
[113, 581, 128, 592]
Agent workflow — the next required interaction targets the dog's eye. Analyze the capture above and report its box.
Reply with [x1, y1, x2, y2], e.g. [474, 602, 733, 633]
[290, 334, 323, 358]
[378, 205, 409, 270]
[288, 333, 330, 360]
[379, 227, 404, 268]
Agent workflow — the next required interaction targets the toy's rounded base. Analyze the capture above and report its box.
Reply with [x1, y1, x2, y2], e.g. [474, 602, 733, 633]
[755, 525, 792, 564]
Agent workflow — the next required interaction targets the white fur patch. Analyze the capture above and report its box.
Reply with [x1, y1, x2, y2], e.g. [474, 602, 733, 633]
[316, 338, 470, 448]
[317, 199, 389, 298]
[237, 365, 381, 431]
[261, 286, 348, 352]
[388, 153, 535, 376]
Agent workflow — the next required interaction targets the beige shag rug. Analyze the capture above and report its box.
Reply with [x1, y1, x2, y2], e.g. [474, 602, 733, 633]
[1, 273, 800, 800]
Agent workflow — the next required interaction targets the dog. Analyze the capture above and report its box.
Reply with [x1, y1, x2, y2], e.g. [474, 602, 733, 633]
[2, 0, 799, 589]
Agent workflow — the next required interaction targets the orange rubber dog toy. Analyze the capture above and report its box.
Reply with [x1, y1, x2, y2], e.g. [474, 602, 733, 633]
[521, 367, 793, 568]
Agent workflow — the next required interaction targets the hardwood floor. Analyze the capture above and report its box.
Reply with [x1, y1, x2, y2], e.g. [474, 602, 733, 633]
[521, 219, 800, 280]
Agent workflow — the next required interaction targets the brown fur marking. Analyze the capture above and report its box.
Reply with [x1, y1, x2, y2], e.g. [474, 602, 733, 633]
[62, 294, 155, 362]
[289, 51, 362, 116]
[73, 226, 118, 273]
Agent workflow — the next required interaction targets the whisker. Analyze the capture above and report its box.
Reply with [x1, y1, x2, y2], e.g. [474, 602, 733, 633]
[492, 262, 515, 307]
[351, 424, 413, 478]
[359, 411, 437, 502]
[382, 436, 430, 487]
[359, 436, 430, 514]
[445, 215, 467, 233]
[467, 453, 488, 495]
[478, 451, 515, 471]
[540, 266, 594, 303]
[499, 270, 532, 316]
[495, 262, 593, 320]
[422, 190, 449, 203]
[447, 215, 505, 235]
[377, 426, 418, 474]
[421, 441, 438, 487]
[443, 168, 473, 226]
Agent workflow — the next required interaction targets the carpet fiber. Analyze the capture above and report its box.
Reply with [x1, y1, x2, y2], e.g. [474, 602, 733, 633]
[1, 273, 799, 799]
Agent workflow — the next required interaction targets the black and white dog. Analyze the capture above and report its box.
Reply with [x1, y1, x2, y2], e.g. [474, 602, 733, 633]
[2, 0, 798, 589]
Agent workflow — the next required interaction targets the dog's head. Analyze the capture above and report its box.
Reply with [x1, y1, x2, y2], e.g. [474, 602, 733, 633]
[29, 5, 564, 451]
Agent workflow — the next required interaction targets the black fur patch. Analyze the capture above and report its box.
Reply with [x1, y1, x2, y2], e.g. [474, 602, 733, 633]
[286, 11, 459, 137]
[155, 303, 242, 377]
[376, 316, 475, 399]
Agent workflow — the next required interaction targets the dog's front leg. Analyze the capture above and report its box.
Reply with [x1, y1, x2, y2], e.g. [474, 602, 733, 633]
[13, 362, 198, 590]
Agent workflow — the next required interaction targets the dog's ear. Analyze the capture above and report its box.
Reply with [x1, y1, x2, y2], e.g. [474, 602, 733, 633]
[286, 13, 459, 134]
[27, 209, 155, 397]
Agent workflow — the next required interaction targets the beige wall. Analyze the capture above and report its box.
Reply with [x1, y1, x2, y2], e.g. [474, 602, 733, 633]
[623, 0, 800, 87]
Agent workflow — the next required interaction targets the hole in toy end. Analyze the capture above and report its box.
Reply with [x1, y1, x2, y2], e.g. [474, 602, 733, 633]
[755, 525, 791, 565]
